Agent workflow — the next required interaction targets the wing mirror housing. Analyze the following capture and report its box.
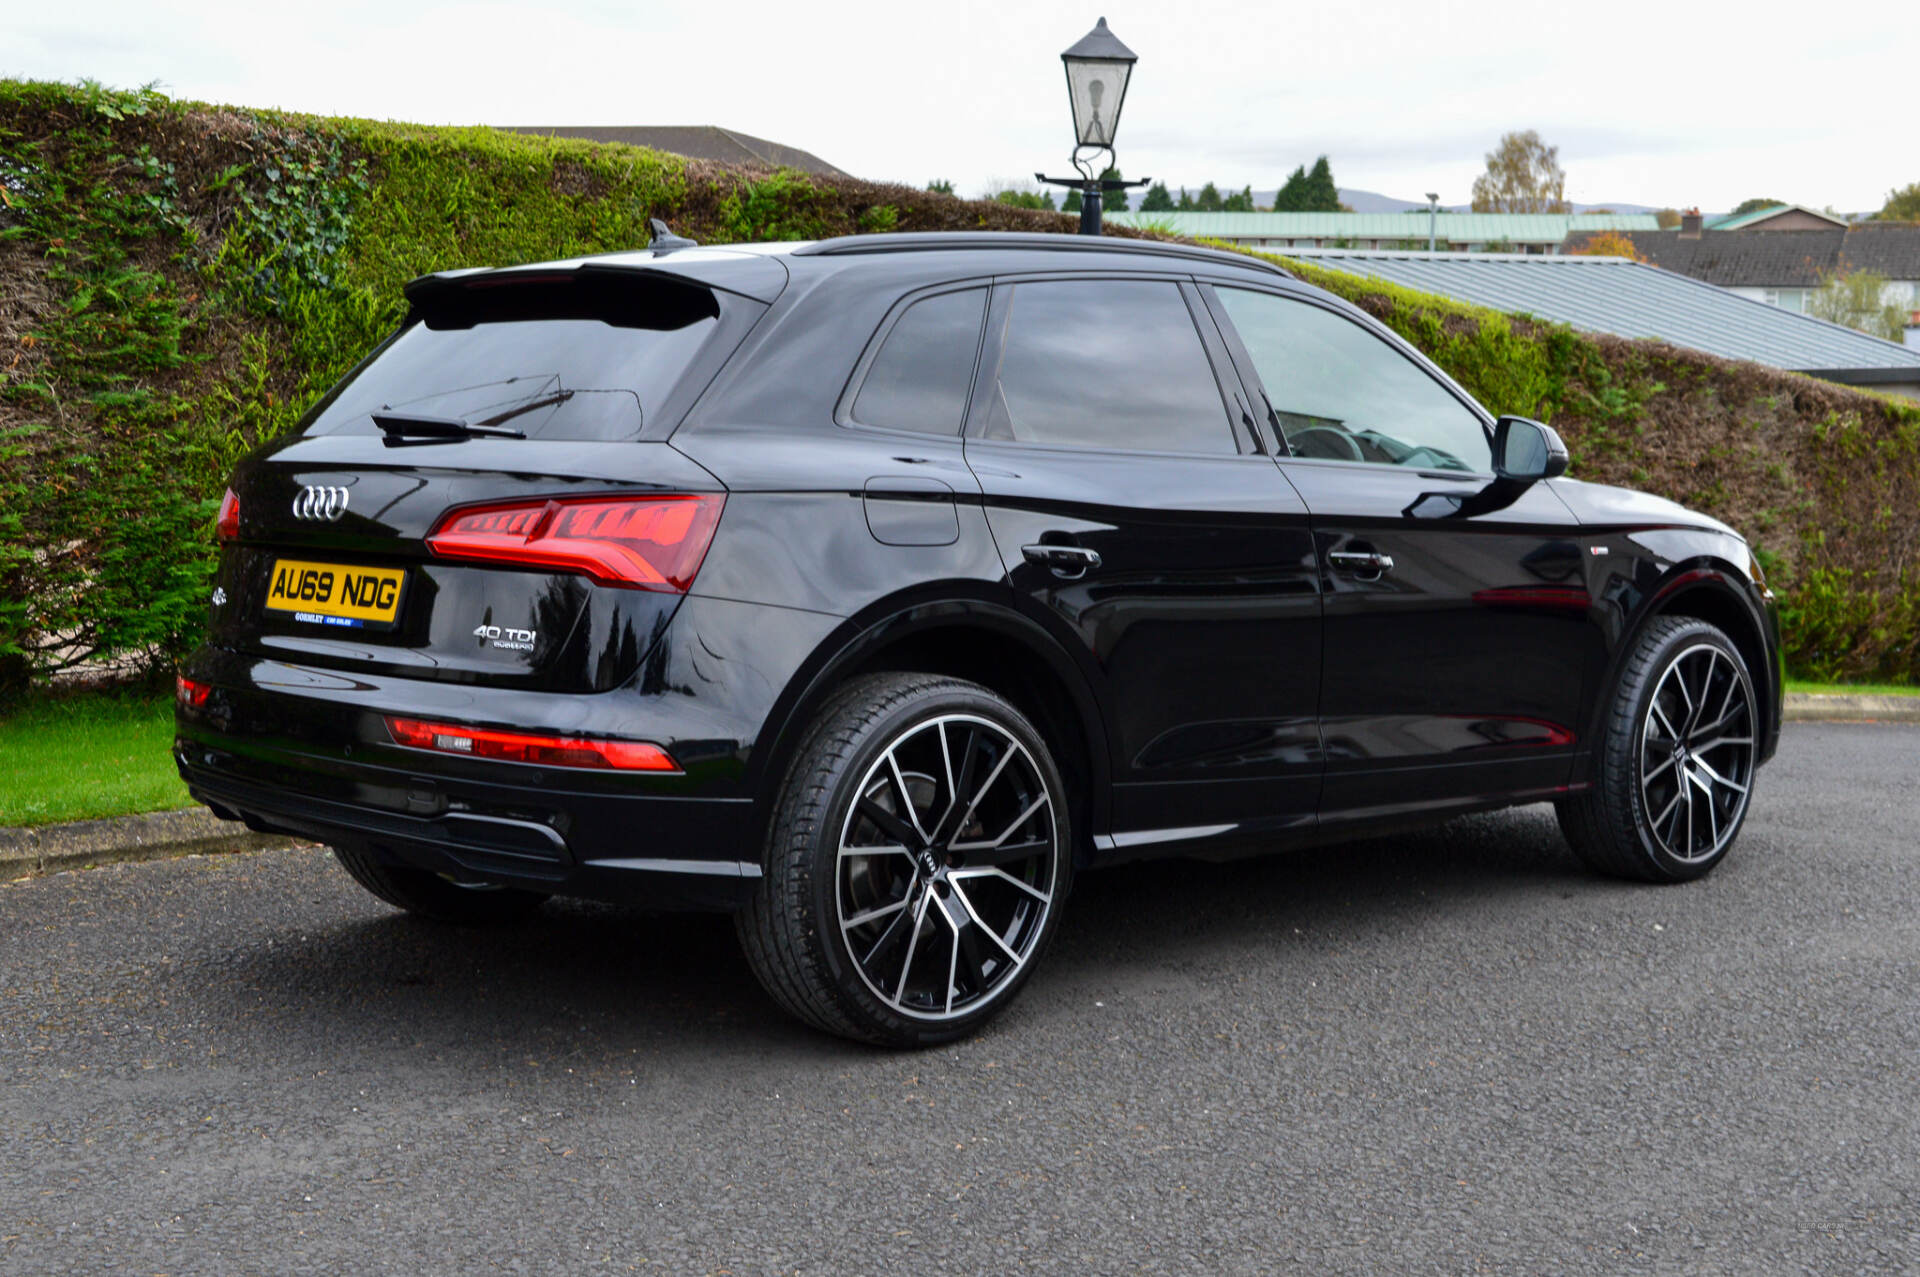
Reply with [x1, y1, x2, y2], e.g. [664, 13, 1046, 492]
[1493, 416, 1568, 482]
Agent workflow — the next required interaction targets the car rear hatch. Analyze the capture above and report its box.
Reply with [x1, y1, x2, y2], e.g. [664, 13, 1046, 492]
[208, 262, 771, 693]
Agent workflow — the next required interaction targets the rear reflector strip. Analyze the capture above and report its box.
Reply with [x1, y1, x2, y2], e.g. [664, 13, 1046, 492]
[384, 716, 680, 772]
[426, 493, 723, 592]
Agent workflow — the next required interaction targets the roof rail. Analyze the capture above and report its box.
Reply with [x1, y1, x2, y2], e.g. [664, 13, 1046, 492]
[792, 231, 1292, 278]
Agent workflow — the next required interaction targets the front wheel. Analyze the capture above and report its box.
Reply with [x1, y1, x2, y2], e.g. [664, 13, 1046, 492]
[737, 673, 1072, 1046]
[1558, 616, 1761, 882]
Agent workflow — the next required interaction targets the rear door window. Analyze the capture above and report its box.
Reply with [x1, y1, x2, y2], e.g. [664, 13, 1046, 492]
[849, 288, 987, 435]
[979, 279, 1237, 454]
[298, 276, 729, 443]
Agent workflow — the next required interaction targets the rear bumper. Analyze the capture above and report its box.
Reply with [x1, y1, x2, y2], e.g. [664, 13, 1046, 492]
[180, 762, 758, 911]
[173, 650, 770, 911]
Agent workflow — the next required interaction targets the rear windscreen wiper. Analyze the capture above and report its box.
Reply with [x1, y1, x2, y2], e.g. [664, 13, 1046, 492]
[373, 391, 576, 445]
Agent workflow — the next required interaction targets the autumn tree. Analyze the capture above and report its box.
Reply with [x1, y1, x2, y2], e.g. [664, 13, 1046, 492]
[1807, 267, 1906, 342]
[1568, 230, 1644, 261]
[1470, 130, 1569, 214]
[1873, 182, 1920, 222]
[1653, 208, 1682, 229]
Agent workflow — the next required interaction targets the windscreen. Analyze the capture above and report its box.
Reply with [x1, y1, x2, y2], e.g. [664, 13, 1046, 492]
[297, 274, 726, 443]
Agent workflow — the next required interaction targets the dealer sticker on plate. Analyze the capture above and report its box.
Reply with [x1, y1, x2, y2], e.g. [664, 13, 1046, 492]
[264, 559, 406, 629]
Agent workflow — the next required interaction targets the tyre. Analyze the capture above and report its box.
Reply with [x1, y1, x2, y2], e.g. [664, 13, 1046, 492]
[1557, 616, 1760, 882]
[737, 673, 1073, 1047]
[331, 844, 549, 924]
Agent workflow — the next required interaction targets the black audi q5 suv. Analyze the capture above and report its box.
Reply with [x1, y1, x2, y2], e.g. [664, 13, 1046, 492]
[175, 230, 1782, 1045]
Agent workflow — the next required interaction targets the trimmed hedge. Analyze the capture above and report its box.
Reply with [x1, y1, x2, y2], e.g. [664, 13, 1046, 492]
[2, 79, 1917, 696]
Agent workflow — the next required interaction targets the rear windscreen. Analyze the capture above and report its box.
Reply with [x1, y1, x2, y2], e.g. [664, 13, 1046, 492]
[297, 274, 728, 442]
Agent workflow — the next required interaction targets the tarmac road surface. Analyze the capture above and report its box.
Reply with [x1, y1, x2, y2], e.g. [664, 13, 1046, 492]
[3, 723, 1916, 1273]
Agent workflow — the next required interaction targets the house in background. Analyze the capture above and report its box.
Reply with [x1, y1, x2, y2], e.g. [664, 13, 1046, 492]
[500, 125, 850, 178]
[1102, 211, 1659, 253]
[1570, 217, 1920, 318]
[1705, 203, 1849, 233]
[1283, 249, 1920, 400]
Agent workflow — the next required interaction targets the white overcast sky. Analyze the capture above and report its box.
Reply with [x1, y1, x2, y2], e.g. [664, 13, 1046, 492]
[8, 0, 1914, 212]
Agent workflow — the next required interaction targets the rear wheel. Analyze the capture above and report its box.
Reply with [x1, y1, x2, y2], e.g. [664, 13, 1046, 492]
[1557, 616, 1760, 882]
[330, 844, 549, 924]
[737, 673, 1072, 1046]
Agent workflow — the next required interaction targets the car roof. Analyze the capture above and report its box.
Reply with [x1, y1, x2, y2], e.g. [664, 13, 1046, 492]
[404, 232, 1293, 309]
[788, 232, 1292, 280]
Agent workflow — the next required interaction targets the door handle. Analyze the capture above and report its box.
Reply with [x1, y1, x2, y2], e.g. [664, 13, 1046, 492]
[1022, 543, 1102, 580]
[1329, 549, 1395, 575]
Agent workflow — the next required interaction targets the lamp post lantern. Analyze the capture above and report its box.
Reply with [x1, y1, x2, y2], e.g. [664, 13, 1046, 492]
[1037, 17, 1151, 235]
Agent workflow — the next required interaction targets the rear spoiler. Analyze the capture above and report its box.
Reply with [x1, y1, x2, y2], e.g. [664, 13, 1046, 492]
[402, 264, 725, 332]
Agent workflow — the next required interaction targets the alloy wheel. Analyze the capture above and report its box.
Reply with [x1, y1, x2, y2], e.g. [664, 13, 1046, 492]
[836, 713, 1060, 1022]
[1638, 642, 1757, 864]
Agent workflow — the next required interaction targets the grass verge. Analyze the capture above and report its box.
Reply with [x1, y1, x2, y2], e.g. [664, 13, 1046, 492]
[1785, 680, 1920, 698]
[0, 694, 191, 826]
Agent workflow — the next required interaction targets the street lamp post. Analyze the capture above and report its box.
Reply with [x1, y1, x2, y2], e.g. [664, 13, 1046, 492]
[1036, 18, 1150, 235]
[1426, 193, 1440, 252]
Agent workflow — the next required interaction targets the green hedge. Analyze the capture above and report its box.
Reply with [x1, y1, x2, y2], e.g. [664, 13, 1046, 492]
[2, 79, 1917, 696]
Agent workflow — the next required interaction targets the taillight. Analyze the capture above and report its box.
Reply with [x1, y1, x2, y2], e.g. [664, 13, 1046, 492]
[216, 489, 240, 543]
[385, 716, 680, 772]
[426, 493, 723, 592]
[176, 674, 212, 709]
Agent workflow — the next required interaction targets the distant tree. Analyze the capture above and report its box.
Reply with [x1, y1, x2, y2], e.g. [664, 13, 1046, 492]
[1099, 168, 1130, 212]
[1273, 165, 1310, 211]
[1140, 181, 1175, 212]
[1568, 230, 1644, 261]
[1177, 186, 1195, 210]
[1807, 266, 1906, 341]
[1470, 130, 1568, 214]
[1873, 182, 1920, 222]
[1653, 207, 1682, 229]
[926, 179, 955, 196]
[1273, 158, 1342, 212]
[1730, 197, 1784, 217]
[1222, 185, 1255, 212]
[1305, 156, 1340, 211]
[1195, 181, 1224, 212]
[1062, 188, 1082, 213]
[990, 187, 1056, 211]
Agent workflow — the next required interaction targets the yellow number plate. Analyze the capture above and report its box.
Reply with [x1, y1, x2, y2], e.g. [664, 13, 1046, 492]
[265, 559, 406, 629]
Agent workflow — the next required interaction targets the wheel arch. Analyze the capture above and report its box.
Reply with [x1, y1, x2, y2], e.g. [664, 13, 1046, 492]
[1599, 561, 1780, 757]
[745, 591, 1111, 863]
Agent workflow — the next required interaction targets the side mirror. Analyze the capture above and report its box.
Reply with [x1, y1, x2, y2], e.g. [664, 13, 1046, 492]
[1493, 416, 1568, 482]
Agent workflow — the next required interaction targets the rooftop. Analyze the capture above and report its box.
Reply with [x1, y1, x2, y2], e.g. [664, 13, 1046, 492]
[497, 125, 849, 178]
[1707, 203, 1849, 231]
[1280, 249, 1920, 375]
[1104, 211, 1661, 241]
[1566, 224, 1920, 287]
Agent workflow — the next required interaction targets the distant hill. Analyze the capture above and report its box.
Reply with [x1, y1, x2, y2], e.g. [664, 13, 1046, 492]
[1208, 187, 1662, 214]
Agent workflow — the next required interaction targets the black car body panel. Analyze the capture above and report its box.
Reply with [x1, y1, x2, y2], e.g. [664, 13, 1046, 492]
[178, 232, 1782, 907]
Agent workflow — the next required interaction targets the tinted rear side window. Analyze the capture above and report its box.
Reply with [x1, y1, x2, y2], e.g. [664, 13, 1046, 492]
[299, 278, 728, 443]
[982, 279, 1235, 454]
[850, 288, 986, 434]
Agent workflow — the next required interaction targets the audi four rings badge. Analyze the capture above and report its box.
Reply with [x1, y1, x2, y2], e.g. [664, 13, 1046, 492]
[293, 485, 350, 521]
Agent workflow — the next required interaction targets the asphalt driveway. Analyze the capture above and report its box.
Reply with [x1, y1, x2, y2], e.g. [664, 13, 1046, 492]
[3, 723, 1916, 1273]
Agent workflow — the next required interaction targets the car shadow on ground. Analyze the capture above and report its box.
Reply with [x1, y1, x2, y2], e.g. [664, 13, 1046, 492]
[182, 805, 1593, 1061]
